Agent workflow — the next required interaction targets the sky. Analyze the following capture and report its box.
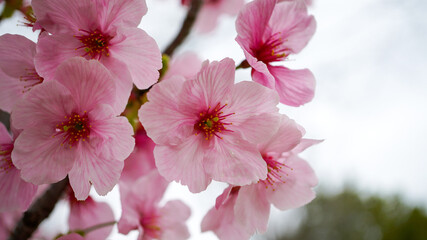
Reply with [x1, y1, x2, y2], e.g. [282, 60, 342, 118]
[1, 0, 427, 239]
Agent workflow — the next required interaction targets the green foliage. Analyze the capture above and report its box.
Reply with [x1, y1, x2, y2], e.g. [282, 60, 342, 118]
[265, 188, 427, 240]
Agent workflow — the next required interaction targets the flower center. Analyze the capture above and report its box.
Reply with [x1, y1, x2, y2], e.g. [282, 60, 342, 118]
[55, 112, 91, 147]
[0, 143, 14, 173]
[253, 32, 290, 63]
[194, 103, 234, 140]
[140, 214, 161, 239]
[19, 68, 43, 93]
[260, 154, 293, 191]
[75, 29, 111, 60]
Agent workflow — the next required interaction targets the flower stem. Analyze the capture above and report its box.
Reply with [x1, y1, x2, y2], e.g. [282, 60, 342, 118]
[8, 177, 69, 240]
[163, 0, 203, 57]
[79, 221, 117, 235]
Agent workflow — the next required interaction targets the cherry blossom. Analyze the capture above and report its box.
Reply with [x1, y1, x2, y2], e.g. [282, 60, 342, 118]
[32, 0, 162, 113]
[0, 122, 38, 212]
[0, 34, 43, 113]
[202, 116, 320, 238]
[11, 57, 135, 200]
[118, 170, 191, 240]
[139, 58, 281, 192]
[236, 0, 316, 106]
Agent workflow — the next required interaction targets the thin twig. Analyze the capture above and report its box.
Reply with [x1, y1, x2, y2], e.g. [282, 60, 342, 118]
[80, 221, 117, 234]
[163, 0, 203, 57]
[8, 178, 69, 240]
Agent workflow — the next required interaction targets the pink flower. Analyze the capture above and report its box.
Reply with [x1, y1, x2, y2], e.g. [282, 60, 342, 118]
[0, 122, 38, 212]
[236, 0, 316, 106]
[181, 0, 245, 33]
[68, 194, 115, 240]
[202, 116, 319, 238]
[139, 58, 281, 193]
[118, 170, 191, 240]
[32, 0, 162, 113]
[11, 57, 135, 200]
[0, 34, 43, 113]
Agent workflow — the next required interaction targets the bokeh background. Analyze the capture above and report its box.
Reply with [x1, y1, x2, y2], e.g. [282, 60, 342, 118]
[1, 0, 427, 239]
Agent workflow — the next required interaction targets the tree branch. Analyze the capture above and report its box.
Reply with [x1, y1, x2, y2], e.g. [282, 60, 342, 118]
[163, 0, 203, 57]
[8, 177, 69, 240]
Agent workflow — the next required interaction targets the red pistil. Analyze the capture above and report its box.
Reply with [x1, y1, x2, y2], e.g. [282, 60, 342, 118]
[75, 29, 111, 60]
[19, 68, 43, 93]
[194, 103, 234, 140]
[253, 32, 290, 63]
[0, 143, 14, 173]
[55, 112, 91, 147]
[260, 154, 293, 191]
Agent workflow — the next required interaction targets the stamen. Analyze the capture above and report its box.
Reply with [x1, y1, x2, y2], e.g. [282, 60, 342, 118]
[260, 154, 293, 191]
[75, 29, 111, 60]
[253, 32, 290, 63]
[0, 144, 14, 173]
[194, 102, 234, 140]
[54, 111, 91, 147]
[19, 68, 43, 93]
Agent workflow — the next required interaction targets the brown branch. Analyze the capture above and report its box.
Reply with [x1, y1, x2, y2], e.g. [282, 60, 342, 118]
[8, 177, 69, 240]
[163, 0, 203, 57]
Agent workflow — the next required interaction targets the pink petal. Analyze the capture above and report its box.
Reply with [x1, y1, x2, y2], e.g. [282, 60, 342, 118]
[32, 0, 96, 34]
[158, 200, 191, 240]
[69, 196, 115, 240]
[162, 52, 202, 81]
[35, 34, 84, 81]
[0, 123, 11, 144]
[292, 138, 323, 154]
[128, 170, 169, 205]
[101, 57, 134, 114]
[12, 126, 77, 185]
[266, 157, 317, 210]
[204, 133, 267, 186]
[154, 135, 211, 193]
[201, 189, 251, 240]
[0, 34, 36, 78]
[234, 185, 270, 234]
[269, 1, 316, 54]
[243, 49, 275, 89]
[269, 65, 315, 106]
[194, 4, 222, 33]
[118, 196, 140, 235]
[179, 58, 235, 115]
[54, 57, 117, 113]
[227, 81, 280, 143]
[108, 27, 162, 89]
[0, 167, 38, 212]
[219, 0, 245, 16]
[139, 76, 192, 145]
[235, 0, 275, 48]
[0, 70, 26, 113]
[11, 81, 75, 130]
[120, 130, 156, 185]
[68, 142, 124, 200]
[97, 0, 147, 31]
[57, 233, 85, 240]
[215, 186, 233, 209]
[258, 115, 302, 154]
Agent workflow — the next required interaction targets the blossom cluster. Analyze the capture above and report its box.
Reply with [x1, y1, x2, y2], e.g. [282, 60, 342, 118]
[0, 0, 319, 239]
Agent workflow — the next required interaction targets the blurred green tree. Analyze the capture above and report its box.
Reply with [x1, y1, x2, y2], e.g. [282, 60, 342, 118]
[263, 188, 427, 240]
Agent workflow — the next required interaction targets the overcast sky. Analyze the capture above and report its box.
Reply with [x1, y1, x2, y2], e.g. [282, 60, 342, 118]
[1, 0, 426, 239]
